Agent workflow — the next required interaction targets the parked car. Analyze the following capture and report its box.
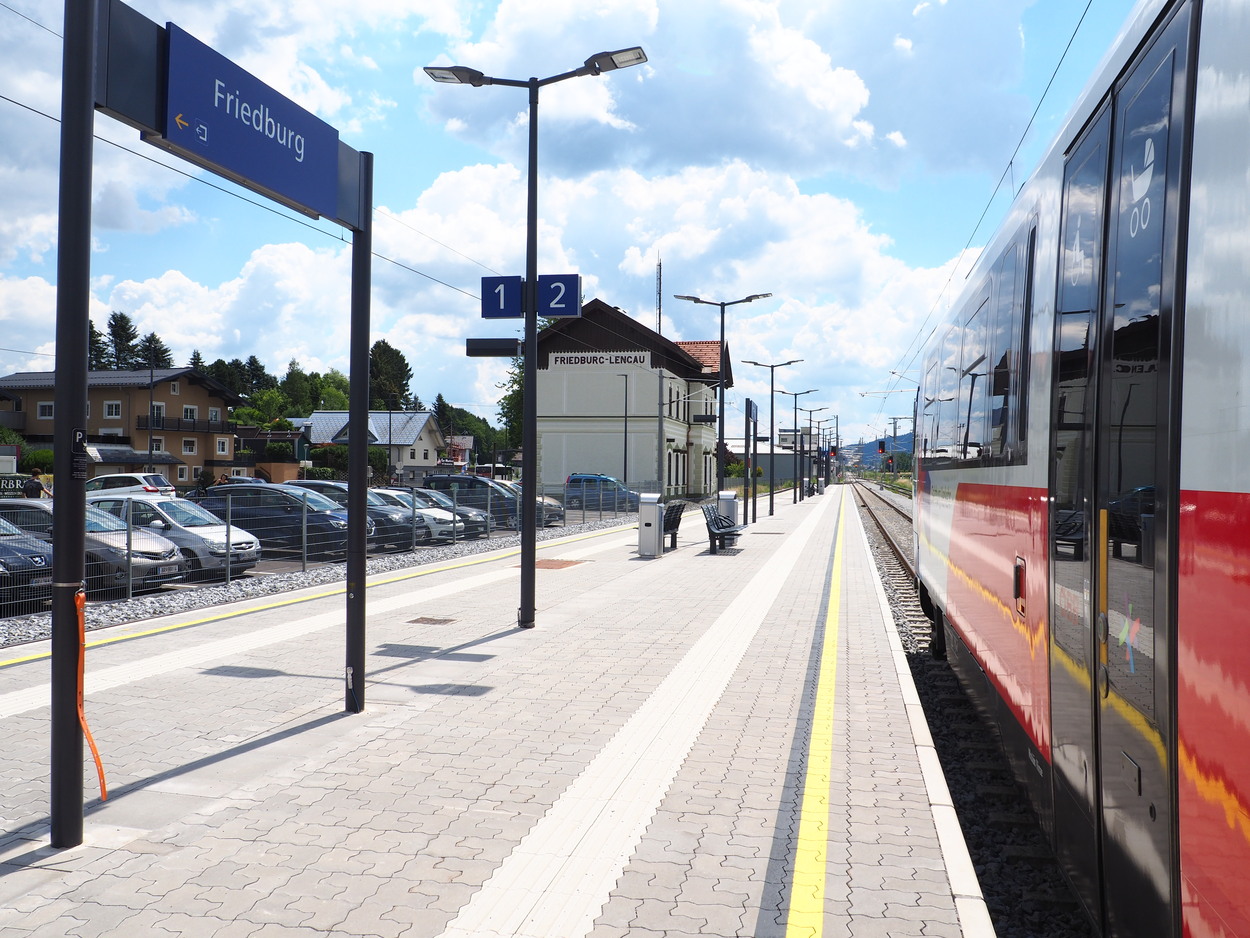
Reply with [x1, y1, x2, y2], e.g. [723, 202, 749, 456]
[0, 498, 187, 595]
[87, 493, 262, 580]
[85, 472, 177, 496]
[0, 517, 53, 610]
[188, 483, 359, 560]
[495, 479, 565, 526]
[412, 487, 492, 539]
[286, 480, 430, 550]
[372, 487, 471, 542]
[422, 474, 519, 529]
[1108, 485, 1156, 543]
[563, 473, 640, 511]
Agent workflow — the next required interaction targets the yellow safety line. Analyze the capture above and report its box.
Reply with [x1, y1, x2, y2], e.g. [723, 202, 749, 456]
[785, 491, 846, 937]
[0, 524, 633, 669]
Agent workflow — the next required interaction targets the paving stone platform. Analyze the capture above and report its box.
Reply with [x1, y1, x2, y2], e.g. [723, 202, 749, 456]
[0, 485, 994, 938]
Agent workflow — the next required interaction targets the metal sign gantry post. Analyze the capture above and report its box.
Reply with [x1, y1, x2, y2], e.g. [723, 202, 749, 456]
[52, 0, 372, 848]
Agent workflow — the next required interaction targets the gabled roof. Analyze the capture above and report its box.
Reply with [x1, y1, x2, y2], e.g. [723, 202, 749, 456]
[537, 298, 726, 385]
[674, 341, 731, 385]
[0, 368, 244, 404]
[302, 410, 442, 447]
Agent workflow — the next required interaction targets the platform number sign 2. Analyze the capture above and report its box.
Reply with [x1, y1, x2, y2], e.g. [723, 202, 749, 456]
[537, 274, 581, 318]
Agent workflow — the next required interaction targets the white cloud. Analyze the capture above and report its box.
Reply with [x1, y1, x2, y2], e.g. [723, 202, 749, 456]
[894, 35, 914, 54]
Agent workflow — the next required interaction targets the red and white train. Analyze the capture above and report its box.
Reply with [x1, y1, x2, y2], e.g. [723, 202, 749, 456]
[912, 1, 1250, 935]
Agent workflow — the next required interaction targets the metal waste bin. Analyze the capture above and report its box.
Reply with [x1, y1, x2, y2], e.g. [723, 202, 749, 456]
[717, 490, 739, 524]
[817, 479, 825, 495]
[638, 494, 663, 558]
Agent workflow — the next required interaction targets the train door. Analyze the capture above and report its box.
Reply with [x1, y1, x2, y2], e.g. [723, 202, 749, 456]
[1049, 101, 1108, 927]
[1049, 6, 1190, 937]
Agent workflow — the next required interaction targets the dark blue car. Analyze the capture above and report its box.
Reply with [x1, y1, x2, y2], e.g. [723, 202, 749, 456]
[191, 482, 358, 560]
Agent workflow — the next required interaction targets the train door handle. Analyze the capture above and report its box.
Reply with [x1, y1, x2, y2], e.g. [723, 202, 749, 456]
[1099, 665, 1110, 699]
[1013, 557, 1026, 618]
[1097, 612, 1109, 644]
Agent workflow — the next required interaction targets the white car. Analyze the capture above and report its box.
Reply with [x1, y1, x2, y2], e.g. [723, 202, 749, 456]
[373, 488, 467, 541]
[85, 472, 177, 496]
[87, 492, 262, 579]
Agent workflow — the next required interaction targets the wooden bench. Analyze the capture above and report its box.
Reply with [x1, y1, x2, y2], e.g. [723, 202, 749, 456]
[662, 500, 686, 550]
[701, 504, 746, 554]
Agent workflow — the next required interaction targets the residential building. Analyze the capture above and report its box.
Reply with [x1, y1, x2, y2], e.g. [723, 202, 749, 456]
[0, 368, 242, 484]
[302, 410, 446, 483]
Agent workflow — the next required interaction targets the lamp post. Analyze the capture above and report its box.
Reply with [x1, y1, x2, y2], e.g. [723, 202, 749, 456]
[742, 358, 800, 516]
[778, 389, 816, 503]
[674, 293, 772, 494]
[617, 372, 629, 485]
[801, 406, 827, 496]
[426, 46, 646, 630]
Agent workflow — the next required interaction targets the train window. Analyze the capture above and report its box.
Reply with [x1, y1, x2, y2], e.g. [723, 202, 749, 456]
[957, 296, 990, 460]
[985, 223, 1036, 463]
[988, 244, 1017, 458]
[1101, 48, 1178, 724]
[933, 326, 962, 462]
[921, 358, 940, 461]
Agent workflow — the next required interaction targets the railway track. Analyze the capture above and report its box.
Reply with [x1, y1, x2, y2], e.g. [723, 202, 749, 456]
[849, 481, 1096, 938]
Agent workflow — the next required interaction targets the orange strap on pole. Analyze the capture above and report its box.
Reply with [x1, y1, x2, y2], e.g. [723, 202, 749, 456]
[75, 588, 107, 802]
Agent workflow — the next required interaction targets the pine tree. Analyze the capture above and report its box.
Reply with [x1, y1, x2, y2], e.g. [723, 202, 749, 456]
[88, 321, 109, 371]
[106, 311, 140, 370]
[369, 339, 414, 410]
[188, 349, 206, 371]
[136, 332, 174, 369]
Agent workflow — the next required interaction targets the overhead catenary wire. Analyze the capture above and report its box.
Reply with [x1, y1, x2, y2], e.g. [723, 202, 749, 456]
[886, 0, 1099, 394]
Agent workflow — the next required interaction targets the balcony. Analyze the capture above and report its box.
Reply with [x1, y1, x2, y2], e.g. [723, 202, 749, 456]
[137, 416, 237, 434]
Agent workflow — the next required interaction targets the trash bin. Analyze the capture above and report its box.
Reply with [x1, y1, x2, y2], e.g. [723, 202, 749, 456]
[817, 479, 825, 495]
[717, 490, 739, 524]
[638, 494, 663, 558]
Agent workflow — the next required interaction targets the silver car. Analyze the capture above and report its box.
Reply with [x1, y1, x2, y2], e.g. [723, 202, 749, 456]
[87, 493, 262, 580]
[0, 499, 187, 595]
[373, 488, 467, 541]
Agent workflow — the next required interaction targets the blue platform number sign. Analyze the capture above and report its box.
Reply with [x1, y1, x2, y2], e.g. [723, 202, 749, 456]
[538, 274, 582, 318]
[162, 24, 340, 219]
[481, 276, 523, 319]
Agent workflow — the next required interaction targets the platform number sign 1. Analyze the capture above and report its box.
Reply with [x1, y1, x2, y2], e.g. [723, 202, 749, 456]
[481, 276, 523, 319]
[538, 274, 582, 318]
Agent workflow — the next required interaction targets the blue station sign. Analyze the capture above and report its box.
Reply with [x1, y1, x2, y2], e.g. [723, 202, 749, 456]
[537, 274, 581, 318]
[158, 24, 339, 219]
[481, 276, 523, 319]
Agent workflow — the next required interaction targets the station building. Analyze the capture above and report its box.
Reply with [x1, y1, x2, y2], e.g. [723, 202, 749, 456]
[536, 299, 725, 499]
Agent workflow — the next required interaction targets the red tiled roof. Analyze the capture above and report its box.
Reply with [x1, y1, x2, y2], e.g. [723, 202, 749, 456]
[675, 341, 721, 372]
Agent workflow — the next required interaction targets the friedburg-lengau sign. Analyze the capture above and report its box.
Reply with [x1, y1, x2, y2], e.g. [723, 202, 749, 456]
[551, 353, 648, 367]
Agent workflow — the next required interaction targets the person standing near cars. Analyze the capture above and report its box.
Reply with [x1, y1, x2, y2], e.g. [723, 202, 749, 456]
[22, 469, 48, 498]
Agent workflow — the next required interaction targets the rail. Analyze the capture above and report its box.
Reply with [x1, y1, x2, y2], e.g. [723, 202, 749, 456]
[850, 480, 914, 581]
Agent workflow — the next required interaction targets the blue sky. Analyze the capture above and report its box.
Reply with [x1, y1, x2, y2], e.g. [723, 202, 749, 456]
[0, 0, 1141, 443]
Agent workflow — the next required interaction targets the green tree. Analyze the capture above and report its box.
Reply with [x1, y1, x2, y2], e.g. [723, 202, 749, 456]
[369, 339, 413, 410]
[106, 310, 140, 370]
[207, 358, 249, 395]
[245, 355, 278, 394]
[497, 356, 522, 448]
[89, 321, 109, 370]
[188, 349, 206, 371]
[320, 369, 351, 410]
[280, 360, 320, 416]
[232, 387, 293, 428]
[137, 331, 174, 369]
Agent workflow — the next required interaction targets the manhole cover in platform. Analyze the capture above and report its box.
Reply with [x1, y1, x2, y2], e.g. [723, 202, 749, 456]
[409, 616, 456, 625]
[532, 559, 584, 570]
